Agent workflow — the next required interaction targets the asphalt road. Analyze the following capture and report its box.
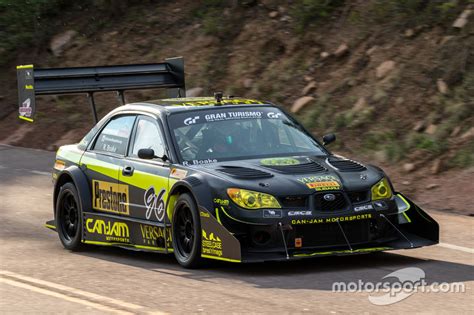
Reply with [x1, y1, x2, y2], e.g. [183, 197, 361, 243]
[0, 144, 473, 314]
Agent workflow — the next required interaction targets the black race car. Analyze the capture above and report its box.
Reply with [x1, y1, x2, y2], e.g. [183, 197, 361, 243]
[17, 57, 439, 268]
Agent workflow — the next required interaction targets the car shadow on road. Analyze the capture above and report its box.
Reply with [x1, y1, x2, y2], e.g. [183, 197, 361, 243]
[78, 246, 474, 291]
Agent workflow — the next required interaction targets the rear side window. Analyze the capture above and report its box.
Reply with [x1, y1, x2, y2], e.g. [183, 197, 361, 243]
[93, 116, 136, 155]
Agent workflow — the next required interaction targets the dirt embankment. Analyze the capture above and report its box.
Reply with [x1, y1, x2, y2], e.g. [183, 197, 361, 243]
[0, 0, 472, 214]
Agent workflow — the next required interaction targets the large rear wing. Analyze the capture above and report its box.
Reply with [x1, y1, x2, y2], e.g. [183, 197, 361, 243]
[16, 57, 185, 123]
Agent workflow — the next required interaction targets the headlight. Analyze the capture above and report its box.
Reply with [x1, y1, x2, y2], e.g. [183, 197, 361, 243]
[227, 188, 281, 209]
[371, 178, 392, 200]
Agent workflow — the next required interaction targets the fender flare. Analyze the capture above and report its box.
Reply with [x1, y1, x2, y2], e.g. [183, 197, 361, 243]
[166, 179, 208, 221]
[54, 165, 92, 218]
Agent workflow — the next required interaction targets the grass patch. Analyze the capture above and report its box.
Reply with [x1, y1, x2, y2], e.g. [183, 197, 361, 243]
[291, 0, 345, 34]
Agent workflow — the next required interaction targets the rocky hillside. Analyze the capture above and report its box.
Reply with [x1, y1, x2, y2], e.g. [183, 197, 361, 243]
[1, 0, 473, 176]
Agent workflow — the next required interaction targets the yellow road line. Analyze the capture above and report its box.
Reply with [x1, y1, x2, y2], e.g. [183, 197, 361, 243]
[0, 277, 131, 314]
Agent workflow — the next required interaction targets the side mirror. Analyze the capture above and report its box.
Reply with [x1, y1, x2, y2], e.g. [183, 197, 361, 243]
[138, 148, 155, 159]
[322, 133, 336, 146]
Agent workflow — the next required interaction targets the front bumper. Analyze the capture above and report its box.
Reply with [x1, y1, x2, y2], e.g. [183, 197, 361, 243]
[199, 193, 439, 263]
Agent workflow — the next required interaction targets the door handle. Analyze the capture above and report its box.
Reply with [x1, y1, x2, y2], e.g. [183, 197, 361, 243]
[122, 166, 134, 176]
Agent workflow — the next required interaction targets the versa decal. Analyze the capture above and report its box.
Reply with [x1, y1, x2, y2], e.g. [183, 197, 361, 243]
[298, 175, 341, 191]
[139, 224, 171, 247]
[144, 186, 166, 222]
[292, 213, 372, 225]
[202, 229, 223, 257]
[86, 218, 129, 243]
[92, 180, 129, 215]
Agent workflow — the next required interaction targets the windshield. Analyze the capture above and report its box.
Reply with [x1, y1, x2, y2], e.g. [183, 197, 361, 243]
[168, 107, 327, 165]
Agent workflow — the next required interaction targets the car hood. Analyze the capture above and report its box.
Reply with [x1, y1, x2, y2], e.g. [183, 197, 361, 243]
[189, 155, 385, 196]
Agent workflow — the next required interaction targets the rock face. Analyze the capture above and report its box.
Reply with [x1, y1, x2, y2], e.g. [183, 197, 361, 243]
[333, 43, 349, 58]
[291, 96, 314, 113]
[352, 97, 368, 111]
[425, 124, 437, 135]
[437, 79, 449, 95]
[452, 6, 472, 28]
[403, 163, 416, 173]
[50, 30, 77, 56]
[242, 78, 253, 88]
[302, 81, 317, 95]
[376, 60, 396, 79]
[186, 87, 204, 97]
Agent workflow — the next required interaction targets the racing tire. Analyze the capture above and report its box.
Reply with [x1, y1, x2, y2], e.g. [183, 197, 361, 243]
[172, 193, 203, 268]
[56, 182, 86, 251]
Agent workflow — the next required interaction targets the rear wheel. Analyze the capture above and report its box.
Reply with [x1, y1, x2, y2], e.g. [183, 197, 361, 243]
[56, 182, 85, 251]
[172, 193, 202, 268]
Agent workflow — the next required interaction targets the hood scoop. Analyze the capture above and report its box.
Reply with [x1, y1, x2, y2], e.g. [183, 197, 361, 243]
[327, 158, 367, 172]
[217, 166, 273, 179]
[262, 161, 326, 174]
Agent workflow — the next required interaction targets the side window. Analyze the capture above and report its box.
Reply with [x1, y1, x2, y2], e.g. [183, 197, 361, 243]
[131, 118, 165, 158]
[92, 116, 136, 155]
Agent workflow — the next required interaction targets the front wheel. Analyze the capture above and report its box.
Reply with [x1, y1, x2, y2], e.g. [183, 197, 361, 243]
[172, 193, 203, 268]
[56, 182, 86, 251]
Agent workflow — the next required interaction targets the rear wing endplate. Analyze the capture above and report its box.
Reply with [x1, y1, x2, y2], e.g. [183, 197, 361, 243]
[16, 57, 185, 123]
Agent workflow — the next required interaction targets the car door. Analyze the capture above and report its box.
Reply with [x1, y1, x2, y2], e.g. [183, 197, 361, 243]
[81, 115, 136, 216]
[118, 115, 171, 223]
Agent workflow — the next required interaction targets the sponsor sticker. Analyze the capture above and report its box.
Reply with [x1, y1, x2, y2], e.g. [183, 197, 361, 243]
[204, 111, 263, 122]
[85, 218, 130, 243]
[53, 160, 65, 171]
[288, 210, 312, 216]
[200, 211, 210, 218]
[263, 209, 282, 218]
[267, 112, 282, 119]
[92, 180, 129, 215]
[298, 175, 341, 191]
[170, 168, 188, 179]
[19, 98, 32, 117]
[184, 116, 200, 125]
[139, 224, 171, 247]
[260, 157, 300, 166]
[202, 229, 223, 257]
[354, 204, 374, 212]
[213, 198, 230, 206]
[291, 213, 372, 225]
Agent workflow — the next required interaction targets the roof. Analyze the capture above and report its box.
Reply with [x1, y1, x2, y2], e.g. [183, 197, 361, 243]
[125, 97, 272, 115]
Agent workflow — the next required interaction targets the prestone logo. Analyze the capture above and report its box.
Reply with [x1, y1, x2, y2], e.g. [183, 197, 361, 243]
[332, 267, 465, 305]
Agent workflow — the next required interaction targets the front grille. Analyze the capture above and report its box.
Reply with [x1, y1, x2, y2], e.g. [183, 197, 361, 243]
[347, 191, 370, 204]
[280, 196, 308, 208]
[217, 166, 273, 179]
[314, 192, 348, 211]
[263, 161, 326, 174]
[328, 158, 367, 172]
[294, 220, 370, 248]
